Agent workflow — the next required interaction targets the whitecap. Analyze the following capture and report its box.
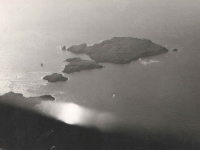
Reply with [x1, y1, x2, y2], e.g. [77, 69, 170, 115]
[139, 58, 159, 66]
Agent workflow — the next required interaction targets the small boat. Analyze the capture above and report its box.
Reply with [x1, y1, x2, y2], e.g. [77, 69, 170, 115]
[41, 63, 43, 67]
[112, 93, 116, 98]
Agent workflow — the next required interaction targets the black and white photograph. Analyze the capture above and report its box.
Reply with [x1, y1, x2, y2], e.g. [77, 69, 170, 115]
[0, 0, 200, 149]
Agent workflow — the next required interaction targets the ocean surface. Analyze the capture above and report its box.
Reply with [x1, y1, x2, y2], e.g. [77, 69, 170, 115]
[0, 0, 200, 138]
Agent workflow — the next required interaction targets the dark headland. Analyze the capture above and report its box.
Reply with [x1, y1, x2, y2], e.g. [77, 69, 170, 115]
[43, 73, 68, 82]
[0, 92, 55, 108]
[0, 92, 199, 149]
[66, 37, 168, 64]
[63, 57, 103, 73]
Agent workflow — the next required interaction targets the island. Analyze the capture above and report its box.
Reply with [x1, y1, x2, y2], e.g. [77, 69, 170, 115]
[62, 57, 103, 73]
[43, 73, 68, 83]
[66, 37, 168, 64]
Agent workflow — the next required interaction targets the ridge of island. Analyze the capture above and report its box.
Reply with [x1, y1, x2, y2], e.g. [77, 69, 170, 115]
[66, 37, 168, 64]
[63, 57, 103, 73]
[43, 73, 68, 83]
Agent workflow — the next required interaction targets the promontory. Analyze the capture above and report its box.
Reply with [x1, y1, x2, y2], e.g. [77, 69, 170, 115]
[0, 92, 55, 108]
[63, 57, 103, 73]
[66, 37, 168, 64]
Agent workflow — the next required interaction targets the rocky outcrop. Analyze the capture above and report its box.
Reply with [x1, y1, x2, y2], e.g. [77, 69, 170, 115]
[67, 37, 168, 64]
[38, 95, 55, 101]
[43, 73, 68, 82]
[172, 48, 178, 51]
[63, 57, 103, 73]
[66, 43, 87, 53]
[61, 46, 67, 50]
[64, 57, 83, 62]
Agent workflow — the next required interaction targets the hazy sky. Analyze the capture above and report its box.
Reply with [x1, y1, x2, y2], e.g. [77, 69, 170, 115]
[0, 0, 200, 43]
[1, 0, 199, 28]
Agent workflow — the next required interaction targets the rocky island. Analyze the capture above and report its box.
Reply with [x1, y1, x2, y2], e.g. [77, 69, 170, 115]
[172, 48, 178, 52]
[63, 57, 103, 73]
[61, 46, 66, 50]
[38, 95, 55, 101]
[66, 37, 168, 64]
[43, 73, 68, 83]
